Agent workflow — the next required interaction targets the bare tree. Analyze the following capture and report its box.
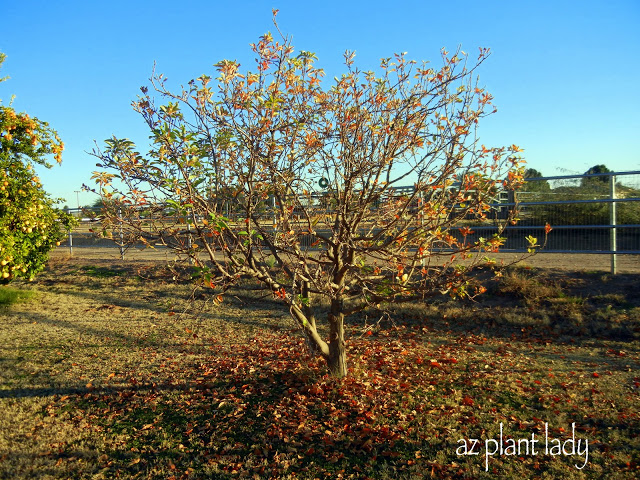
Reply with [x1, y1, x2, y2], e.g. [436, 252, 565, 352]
[90, 13, 529, 377]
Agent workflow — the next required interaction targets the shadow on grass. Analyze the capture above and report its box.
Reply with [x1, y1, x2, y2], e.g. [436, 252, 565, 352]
[2, 310, 150, 348]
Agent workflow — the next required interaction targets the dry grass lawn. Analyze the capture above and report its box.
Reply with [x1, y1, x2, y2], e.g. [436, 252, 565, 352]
[0, 255, 639, 479]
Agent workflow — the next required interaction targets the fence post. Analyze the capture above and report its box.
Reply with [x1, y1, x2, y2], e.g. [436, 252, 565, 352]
[187, 221, 194, 264]
[610, 174, 617, 274]
[272, 195, 277, 243]
[66, 207, 73, 256]
[118, 207, 125, 261]
[68, 229, 73, 256]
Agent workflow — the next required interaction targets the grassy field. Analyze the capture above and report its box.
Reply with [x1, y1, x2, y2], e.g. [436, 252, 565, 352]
[1, 256, 639, 479]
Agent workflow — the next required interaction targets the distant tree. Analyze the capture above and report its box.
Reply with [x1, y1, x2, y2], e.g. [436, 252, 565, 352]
[582, 164, 612, 186]
[585, 164, 611, 176]
[88, 197, 116, 212]
[91, 15, 530, 377]
[524, 168, 543, 178]
[90, 198, 104, 209]
[0, 53, 76, 283]
[523, 168, 550, 192]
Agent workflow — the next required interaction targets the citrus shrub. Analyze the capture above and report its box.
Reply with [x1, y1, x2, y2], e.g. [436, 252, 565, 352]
[0, 54, 76, 284]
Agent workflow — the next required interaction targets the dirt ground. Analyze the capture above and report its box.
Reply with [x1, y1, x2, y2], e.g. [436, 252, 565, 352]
[51, 247, 639, 274]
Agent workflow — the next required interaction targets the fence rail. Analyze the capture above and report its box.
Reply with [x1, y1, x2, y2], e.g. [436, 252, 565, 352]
[59, 171, 640, 274]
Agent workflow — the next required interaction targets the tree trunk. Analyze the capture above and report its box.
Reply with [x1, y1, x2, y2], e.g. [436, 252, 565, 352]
[327, 309, 347, 378]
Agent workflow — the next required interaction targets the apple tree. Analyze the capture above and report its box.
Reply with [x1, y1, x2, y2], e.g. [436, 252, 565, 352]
[0, 53, 76, 283]
[91, 15, 531, 377]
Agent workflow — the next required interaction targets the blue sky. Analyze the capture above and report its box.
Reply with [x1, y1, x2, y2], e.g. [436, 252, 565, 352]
[1, 0, 639, 206]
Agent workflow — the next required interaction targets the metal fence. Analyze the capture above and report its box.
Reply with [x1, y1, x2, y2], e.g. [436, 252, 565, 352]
[60, 170, 640, 273]
[496, 170, 640, 274]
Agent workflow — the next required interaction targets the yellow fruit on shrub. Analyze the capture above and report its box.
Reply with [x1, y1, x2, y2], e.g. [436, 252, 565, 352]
[1, 81, 76, 284]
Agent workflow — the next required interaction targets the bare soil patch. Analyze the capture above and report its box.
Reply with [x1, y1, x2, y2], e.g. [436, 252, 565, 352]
[52, 246, 640, 274]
